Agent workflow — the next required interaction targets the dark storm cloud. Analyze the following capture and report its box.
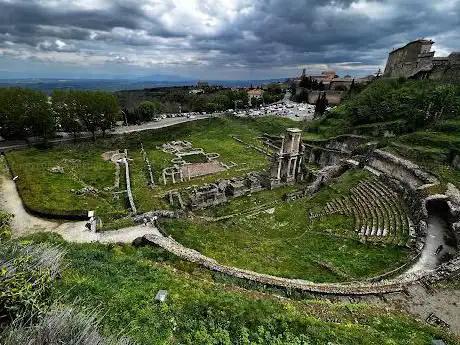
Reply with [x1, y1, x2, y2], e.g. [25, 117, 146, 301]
[0, 1, 143, 31]
[0, 0, 459, 77]
[190, 0, 460, 71]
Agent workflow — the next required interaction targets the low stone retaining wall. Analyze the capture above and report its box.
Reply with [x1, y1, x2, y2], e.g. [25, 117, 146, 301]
[123, 150, 137, 214]
[132, 210, 181, 222]
[2, 153, 87, 220]
[140, 144, 155, 187]
[304, 134, 368, 153]
[231, 136, 271, 157]
[143, 234, 408, 295]
[143, 232, 460, 295]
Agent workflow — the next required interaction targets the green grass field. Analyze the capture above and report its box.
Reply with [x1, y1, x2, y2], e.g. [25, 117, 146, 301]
[5, 116, 295, 225]
[163, 170, 410, 282]
[388, 127, 460, 189]
[24, 233, 456, 345]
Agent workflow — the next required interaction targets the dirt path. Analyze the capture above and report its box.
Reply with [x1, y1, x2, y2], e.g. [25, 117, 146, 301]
[0, 165, 159, 243]
[0, 172, 59, 236]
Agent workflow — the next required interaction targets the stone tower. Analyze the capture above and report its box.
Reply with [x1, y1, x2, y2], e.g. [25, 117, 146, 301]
[269, 128, 304, 188]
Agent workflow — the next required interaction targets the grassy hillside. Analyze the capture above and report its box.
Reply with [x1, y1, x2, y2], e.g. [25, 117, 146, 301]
[303, 78, 460, 188]
[305, 78, 460, 138]
[25, 233, 458, 345]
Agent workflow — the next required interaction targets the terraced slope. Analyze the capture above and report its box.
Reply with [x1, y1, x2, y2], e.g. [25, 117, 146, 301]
[313, 178, 411, 246]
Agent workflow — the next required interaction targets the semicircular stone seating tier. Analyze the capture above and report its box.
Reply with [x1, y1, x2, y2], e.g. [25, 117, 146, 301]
[314, 178, 410, 245]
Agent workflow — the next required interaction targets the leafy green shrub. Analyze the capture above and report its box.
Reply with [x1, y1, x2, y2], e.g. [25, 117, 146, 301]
[0, 242, 64, 321]
[331, 79, 460, 133]
[0, 212, 13, 242]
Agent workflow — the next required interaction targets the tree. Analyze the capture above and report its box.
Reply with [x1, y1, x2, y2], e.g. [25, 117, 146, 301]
[0, 88, 27, 139]
[350, 79, 356, 91]
[314, 92, 328, 116]
[51, 90, 83, 139]
[0, 88, 54, 141]
[290, 83, 297, 100]
[295, 89, 309, 103]
[28, 93, 55, 143]
[137, 101, 158, 122]
[100, 95, 120, 137]
[90, 91, 120, 137]
[318, 81, 325, 91]
[299, 75, 308, 88]
[75, 92, 97, 140]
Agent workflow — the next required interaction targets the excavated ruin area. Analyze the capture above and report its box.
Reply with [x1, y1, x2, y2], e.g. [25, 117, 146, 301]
[180, 161, 227, 178]
[152, 133, 460, 291]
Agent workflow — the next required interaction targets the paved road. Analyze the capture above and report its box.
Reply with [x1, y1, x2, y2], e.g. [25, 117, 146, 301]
[0, 115, 211, 151]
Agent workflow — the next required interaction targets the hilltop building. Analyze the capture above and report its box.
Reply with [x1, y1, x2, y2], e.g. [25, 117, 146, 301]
[247, 89, 264, 100]
[383, 39, 460, 80]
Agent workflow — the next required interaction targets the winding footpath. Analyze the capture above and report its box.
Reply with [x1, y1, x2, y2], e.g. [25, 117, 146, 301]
[0, 171, 160, 243]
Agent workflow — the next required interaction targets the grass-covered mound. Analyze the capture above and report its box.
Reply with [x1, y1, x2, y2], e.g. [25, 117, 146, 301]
[305, 78, 460, 137]
[163, 170, 410, 282]
[26, 233, 456, 345]
[5, 116, 297, 225]
[302, 78, 460, 188]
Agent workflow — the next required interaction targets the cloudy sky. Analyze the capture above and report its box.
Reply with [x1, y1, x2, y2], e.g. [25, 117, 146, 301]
[0, 0, 459, 80]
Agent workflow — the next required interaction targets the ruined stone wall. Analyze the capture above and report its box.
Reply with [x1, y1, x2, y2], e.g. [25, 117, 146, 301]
[368, 149, 439, 190]
[304, 144, 350, 168]
[308, 164, 350, 195]
[384, 41, 432, 78]
[307, 135, 367, 153]
[307, 90, 343, 105]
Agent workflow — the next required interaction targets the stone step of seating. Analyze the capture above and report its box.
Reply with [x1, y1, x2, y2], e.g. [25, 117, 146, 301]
[372, 179, 398, 198]
[318, 178, 412, 245]
[348, 194, 367, 230]
[351, 187, 377, 236]
[352, 207, 361, 233]
[358, 182, 392, 238]
[363, 182, 399, 240]
[364, 180, 407, 242]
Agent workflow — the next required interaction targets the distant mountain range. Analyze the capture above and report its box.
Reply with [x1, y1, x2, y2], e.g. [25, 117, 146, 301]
[0, 77, 287, 93]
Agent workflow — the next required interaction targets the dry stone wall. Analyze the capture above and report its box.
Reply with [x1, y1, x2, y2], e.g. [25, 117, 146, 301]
[143, 234, 407, 295]
[368, 149, 439, 190]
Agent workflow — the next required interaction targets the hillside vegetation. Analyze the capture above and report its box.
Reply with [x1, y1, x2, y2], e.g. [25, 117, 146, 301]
[15, 233, 457, 345]
[305, 78, 460, 187]
[306, 79, 460, 136]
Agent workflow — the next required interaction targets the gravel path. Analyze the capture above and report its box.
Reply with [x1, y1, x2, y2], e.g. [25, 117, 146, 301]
[0, 165, 159, 243]
[404, 215, 457, 277]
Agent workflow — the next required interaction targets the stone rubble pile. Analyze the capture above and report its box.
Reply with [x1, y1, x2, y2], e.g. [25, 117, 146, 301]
[48, 166, 64, 174]
[72, 186, 99, 196]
